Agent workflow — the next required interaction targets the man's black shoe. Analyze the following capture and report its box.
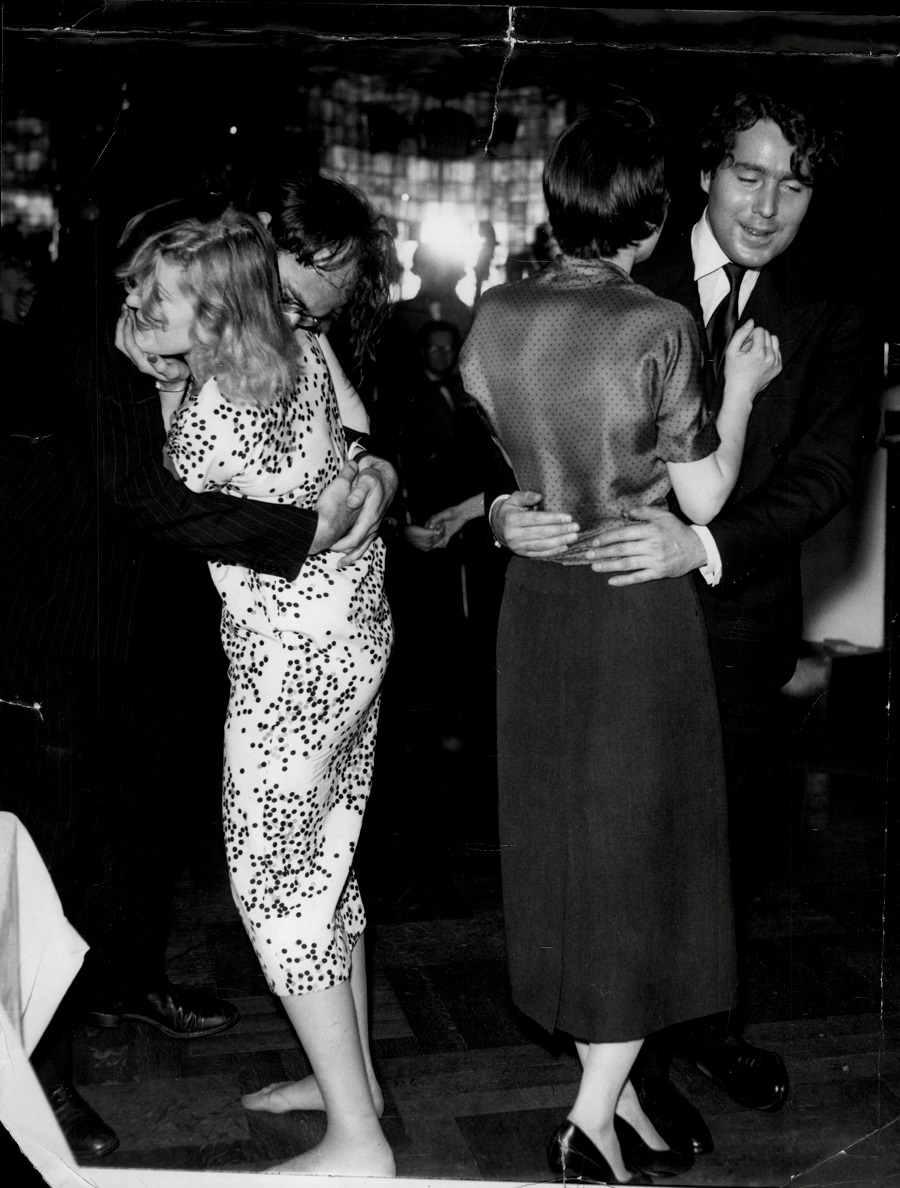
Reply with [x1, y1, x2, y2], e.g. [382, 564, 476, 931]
[687, 1034, 789, 1112]
[47, 1081, 119, 1160]
[638, 1076, 714, 1156]
[87, 983, 239, 1039]
[615, 1115, 696, 1177]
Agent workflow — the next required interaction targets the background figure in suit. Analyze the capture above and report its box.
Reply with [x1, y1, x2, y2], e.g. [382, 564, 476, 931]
[388, 320, 491, 548]
[377, 242, 474, 386]
[488, 90, 878, 1157]
[380, 319, 504, 723]
[0, 223, 246, 1160]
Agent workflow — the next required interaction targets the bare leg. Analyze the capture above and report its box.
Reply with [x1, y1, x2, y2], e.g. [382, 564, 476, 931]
[568, 1038, 643, 1183]
[615, 1078, 671, 1149]
[242, 933, 384, 1116]
[349, 932, 382, 1110]
[269, 974, 394, 1176]
[573, 1039, 671, 1152]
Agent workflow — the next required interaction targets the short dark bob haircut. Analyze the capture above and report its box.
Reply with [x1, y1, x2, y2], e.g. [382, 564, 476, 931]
[699, 91, 841, 184]
[542, 99, 669, 260]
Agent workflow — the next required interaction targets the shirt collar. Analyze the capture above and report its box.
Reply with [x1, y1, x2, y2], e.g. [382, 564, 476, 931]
[558, 255, 631, 281]
[691, 208, 732, 282]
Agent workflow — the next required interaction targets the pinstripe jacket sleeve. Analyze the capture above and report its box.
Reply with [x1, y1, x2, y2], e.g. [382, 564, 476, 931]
[94, 329, 316, 583]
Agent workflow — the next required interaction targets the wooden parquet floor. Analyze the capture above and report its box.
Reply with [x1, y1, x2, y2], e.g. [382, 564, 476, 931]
[71, 654, 898, 1185]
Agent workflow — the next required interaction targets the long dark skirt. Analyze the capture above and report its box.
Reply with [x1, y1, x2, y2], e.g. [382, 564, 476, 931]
[497, 558, 737, 1041]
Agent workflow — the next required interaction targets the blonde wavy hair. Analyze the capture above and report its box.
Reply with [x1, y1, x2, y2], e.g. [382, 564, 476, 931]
[118, 205, 299, 406]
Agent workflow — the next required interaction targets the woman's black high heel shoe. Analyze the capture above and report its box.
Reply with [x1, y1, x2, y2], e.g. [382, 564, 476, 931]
[614, 1115, 695, 1177]
[547, 1120, 632, 1185]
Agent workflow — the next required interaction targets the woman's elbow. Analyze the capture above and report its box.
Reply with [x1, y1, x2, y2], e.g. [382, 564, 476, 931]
[677, 495, 719, 526]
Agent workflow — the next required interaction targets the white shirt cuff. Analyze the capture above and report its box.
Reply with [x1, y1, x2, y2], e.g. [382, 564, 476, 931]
[689, 524, 723, 586]
[487, 494, 511, 547]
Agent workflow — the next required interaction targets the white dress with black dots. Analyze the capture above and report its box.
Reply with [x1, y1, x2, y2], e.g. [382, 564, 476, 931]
[166, 332, 392, 997]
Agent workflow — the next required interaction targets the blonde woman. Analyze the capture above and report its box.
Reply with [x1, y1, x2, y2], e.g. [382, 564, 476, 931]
[120, 206, 393, 1176]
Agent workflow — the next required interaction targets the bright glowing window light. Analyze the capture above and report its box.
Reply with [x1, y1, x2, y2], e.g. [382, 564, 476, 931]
[417, 206, 485, 305]
[419, 207, 481, 271]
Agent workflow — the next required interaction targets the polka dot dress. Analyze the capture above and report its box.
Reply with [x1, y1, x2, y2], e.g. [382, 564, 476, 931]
[167, 333, 392, 996]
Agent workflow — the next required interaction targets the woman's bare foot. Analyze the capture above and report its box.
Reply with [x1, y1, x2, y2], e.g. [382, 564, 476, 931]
[615, 1079, 670, 1151]
[271, 1124, 395, 1177]
[242, 1074, 385, 1117]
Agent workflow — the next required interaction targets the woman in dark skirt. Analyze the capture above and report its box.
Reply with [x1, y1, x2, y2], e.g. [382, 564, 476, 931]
[459, 100, 782, 1184]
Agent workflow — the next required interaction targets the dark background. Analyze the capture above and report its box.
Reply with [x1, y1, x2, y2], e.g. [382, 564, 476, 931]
[2, 5, 899, 322]
[2, 8, 897, 1183]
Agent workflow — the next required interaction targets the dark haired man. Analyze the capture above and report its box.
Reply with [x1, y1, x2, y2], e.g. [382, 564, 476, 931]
[114, 173, 399, 561]
[489, 91, 878, 1154]
[249, 171, 398, 374]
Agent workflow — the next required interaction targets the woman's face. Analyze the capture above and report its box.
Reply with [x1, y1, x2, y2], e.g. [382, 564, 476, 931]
[125, 258, 197, 357]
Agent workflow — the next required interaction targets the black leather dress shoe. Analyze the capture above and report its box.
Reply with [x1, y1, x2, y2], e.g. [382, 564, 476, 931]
[638, 1076, 714, 1156]
[547, 1120, 631, 1184]
[47, 1081, 119, 1160]
[614, 1115, 695, 1177]
[87, 983, 239, 1039]
[688, 1035, 789, 1112]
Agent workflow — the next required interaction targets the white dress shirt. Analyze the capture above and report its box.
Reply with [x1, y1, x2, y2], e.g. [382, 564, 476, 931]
[687, 210, 762, 586]
[691, 208, 761, 324]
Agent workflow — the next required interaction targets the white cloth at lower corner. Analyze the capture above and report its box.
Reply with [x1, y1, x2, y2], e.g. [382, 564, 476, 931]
[0, 811, 88, 1055]
[0, 811, 91, 1185]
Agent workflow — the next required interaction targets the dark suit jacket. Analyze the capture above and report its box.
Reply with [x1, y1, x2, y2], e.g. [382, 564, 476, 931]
[1, 276, 317, 663]
[632, 222, 878, 691]
[385, 370, 496, 526]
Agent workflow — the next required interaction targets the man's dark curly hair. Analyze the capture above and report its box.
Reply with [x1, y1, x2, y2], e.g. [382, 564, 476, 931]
[252, 171, 397, 372]
[699, 91, 842, 183]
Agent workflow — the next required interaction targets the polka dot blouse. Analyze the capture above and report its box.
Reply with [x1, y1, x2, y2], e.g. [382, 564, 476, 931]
[460, 256, 718, 559]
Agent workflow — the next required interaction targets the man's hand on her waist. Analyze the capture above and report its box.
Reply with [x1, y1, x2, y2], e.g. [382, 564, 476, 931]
[585, 507, 707, 585]
[490, 491, 580, 558]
